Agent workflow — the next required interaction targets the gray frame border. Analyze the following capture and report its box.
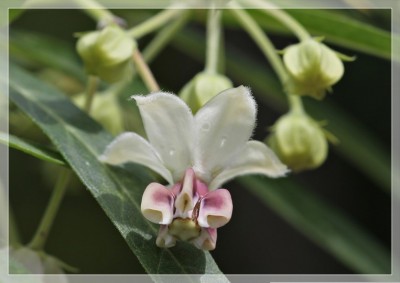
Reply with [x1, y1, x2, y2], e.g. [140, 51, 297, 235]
[0, 0, 398, 282]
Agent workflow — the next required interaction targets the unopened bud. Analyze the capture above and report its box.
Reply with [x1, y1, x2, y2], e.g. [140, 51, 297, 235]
[268, 112, 328, 172]
[283, 38, 352, 100]
[179, 72, 233, 113]
[76, 25, 134, 83]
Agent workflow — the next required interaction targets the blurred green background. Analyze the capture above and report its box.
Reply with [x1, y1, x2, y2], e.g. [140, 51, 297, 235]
[8, 8, 391, 274]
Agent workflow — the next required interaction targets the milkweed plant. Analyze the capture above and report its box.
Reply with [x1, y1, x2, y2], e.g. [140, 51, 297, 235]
[3, 0, 392, 279]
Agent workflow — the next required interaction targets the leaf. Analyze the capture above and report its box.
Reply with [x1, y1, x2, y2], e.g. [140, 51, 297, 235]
[8, 63, 227, 279]
[10, 30, 85, 81]
[0, 132, 66, 166]
[240, 176, 391, 274]
[223, 8, 395, 61]
[172, 28, 391, 192]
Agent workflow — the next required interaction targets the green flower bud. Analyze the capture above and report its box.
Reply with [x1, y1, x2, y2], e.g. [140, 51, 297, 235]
[73, 91, 124, 135]
[76, 25, 134, 83]
[179, 72, 233, 113]
[283, 38, 350, 100]
[268, 112, 328, 172]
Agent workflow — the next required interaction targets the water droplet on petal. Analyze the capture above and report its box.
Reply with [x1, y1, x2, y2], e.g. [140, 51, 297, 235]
[169, 149, 175, 156]
[201, 122, 210, 131]
[220, 137, 227, 148]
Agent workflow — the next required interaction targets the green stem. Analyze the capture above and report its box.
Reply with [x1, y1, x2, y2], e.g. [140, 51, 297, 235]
[73, 0, 115, 24]
[240, 0, 310, 41]
[143, 11, 191, 62]
[132, 48, 160, 92]
[84, 75, 98, 112]
[288, 94, 305, 114]
[229, 2, 305, 112]
[28, 169, 71, 251]
[229, 3, 288, 83]
[205, 9, 222, 74]
[128, 9, 184, 39]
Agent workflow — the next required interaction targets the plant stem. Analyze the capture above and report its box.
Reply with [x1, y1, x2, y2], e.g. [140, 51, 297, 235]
[229, 4, 288, 83]
[84, 75, 98, 112]
[229, 2, 305, 112]
[239, 0, 310, 41]
[132, 48, 160, 92]
[143, 11, 191, 62]
[128, 9, 184, 39]
[73, 0, 115, 24]
[288, 94, 305, 114]
[205, 8, 222, 74]
[28, 169, 71, 251]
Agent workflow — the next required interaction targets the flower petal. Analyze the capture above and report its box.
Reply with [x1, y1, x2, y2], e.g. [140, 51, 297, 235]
[197, 189, 233, 228]
[209, 141, 289, 190]
[174, 168, 197, 218]
[99, 132, 173, 184]
[194, 86, 256, 182]
[11, 247, 43, 274]
[191, 228, 217, 251]
[132, 93, 194, 182]
[156, 225, 176, 248]
[141, 183, 174, 225]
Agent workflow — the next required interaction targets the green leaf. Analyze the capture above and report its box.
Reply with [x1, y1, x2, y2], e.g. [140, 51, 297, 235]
[240, 176, 391, 274]
[0, 132, 66, 166]
[223, 8, 394, 61]
[9, 63, 227, 278]
[172, 28, 391, 192]
[10, 30, 85, 81]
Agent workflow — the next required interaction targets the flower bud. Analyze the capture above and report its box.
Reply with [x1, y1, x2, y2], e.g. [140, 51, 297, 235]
[283, 38, 350, 100]
[76, 25, 134, 83]
[179, 72, 233, 113]
[268, 112, 328, 172]
[73, 91, 124, 135]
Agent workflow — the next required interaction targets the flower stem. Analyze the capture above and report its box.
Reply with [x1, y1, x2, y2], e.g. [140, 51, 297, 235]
[84, 75, 98, 112]
[73, 0, 115, 24]
[240, 0, 310, 41]
[205, 8, 222, 74]
[228, 3, 288, 83]
[228, 2, 305, 112]
[28, 169, 71, 251]
[132, 48, 160, 92]
[288, 94, 305, 114]
[143, 11, 191, 62]
[128, 9, 184, 39]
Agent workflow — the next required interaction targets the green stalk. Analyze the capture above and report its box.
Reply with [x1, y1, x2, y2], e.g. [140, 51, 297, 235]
[128, 9, 184, 39]
[28, 169, 71, 250]
[132, 48, 160, 92]
[205, 9, 222, 74]
[239, 0, 310, 41]
[229, 2, 304, 111]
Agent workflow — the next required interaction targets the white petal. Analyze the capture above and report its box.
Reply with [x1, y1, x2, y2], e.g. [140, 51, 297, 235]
[133, 93, 194, 182]
[156, 225, 176, 248]
[209, 141, 289, 190]
[99, 132, 173, 184]
[11, 248, 43, 274]
[194, 86, 256, 182]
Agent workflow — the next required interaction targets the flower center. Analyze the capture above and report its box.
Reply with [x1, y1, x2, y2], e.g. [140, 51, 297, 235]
[168, 218, 201, 241]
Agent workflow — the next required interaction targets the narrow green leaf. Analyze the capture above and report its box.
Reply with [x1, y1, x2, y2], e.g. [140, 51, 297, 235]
[9, 64, 227, 278]
[223, 9, 394, 61]
[172, 29, 391, 192]
[10, 30, 85, 81]
[240, 176, 391, 274]
[0, 132, 66, 166]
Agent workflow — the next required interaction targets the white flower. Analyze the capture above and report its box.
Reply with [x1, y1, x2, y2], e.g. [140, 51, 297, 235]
[100, 86, 288, 250]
